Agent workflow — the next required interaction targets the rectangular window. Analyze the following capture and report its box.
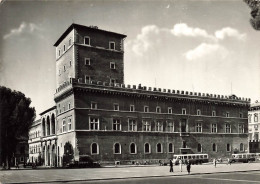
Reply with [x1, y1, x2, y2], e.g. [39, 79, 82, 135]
[110, 78, 116, 84]
[225, 123, 231, 133]
[84, 36, 90, 45]
[144, 106, 149, 112]
[156, 106, 161, 113]
[64, 65, 66, 72]
[68, 117, 72, 131]
[90, 117, 99, 130]
[85, 58, 91, 65]
[197, 109, 201, 115]
[62, 120, 66, 132]
[68, 103, 71, 110]
[254, 114, 258, 122]
[109, 41, 115, 50]
[58, 49, 61, 56]
[227, 144, 231, 152]
[63, 44, 66, 52]
[238, 124, 245, 133]
[85, 75, 91, 83]
[113, 119, 121, 131]
[168, 107, 172, 114]
[211, 123, 217, 133]
[129, 119, 137, 131]
[70, 60, 72, 67]
[239, 113, 243, 118]
[91, 102, 97, 109]
[249, 114, 252, 123]
[114, 103, 119, 111]
[167, 122, 174, 132]
[156, 121, 163, 132]
[69, 39, 71, 46]
[130, 105, 135, 112]
[143, 120, 151, 131]
[182, 108, 186, 115]
[212, 111, 216, 116]
[226, 112, 230, 117]
[196, 123, 202, 132]
[110, 62, 115, 69]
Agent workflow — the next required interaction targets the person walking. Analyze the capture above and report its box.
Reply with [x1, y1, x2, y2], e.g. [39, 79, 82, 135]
[186, 160, 191, 174]
[213, 158, 217, 168]
[179, 159, 183, 172]
[169, 159, 174, 173]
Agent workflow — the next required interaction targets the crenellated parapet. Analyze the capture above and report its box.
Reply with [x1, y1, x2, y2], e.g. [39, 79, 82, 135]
[54, 78, 250, 106]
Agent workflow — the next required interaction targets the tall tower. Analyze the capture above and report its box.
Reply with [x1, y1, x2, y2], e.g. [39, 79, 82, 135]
[54, 24, 127, 88]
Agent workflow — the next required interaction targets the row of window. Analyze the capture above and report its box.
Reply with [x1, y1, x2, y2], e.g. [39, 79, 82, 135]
[89, 142, 244, 155]
[87, 117, 245, 133]
[62, 116, 72, 133]
[57, 36, 117, 57]
[30, 145, 41, 154]
[248, 113, 259, 123]
[29, 131, 41, 139]
[89, 102, 244, 118]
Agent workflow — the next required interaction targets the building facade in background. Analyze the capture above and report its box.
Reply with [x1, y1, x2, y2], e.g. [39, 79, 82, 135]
[248, 102, 260, 153]
[29, 24, 250, 167]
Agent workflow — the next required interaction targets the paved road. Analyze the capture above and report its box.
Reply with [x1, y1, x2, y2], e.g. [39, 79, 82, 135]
[1, 162, 260, 184]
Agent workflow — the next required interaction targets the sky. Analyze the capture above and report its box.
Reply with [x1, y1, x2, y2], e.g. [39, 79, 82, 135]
[0, 0, 259, 119]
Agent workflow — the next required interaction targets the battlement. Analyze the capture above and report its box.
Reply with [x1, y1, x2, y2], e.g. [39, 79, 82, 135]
[55, 78, 250, 104]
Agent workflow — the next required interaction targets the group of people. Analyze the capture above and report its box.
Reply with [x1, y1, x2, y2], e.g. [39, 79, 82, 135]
[169, 159, 191, 174]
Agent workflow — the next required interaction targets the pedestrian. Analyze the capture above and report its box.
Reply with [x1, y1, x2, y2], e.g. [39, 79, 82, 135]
[213, 158, 217, 168]
[186, 160, 191, 174]
[179, 159, 183, 172]
[169, 159, 174, 173]
[227, 158, 231, 165]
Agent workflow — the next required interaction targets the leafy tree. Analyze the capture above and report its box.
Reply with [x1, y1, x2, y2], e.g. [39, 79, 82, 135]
[244, 0, 260, 30]
[0, 86, 35, 169]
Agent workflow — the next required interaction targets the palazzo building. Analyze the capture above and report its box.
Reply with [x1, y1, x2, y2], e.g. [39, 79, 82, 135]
[28, 23, 250, 167]
[248, 102, 260, 153]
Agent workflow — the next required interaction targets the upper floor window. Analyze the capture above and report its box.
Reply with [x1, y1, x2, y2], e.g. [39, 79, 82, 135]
[212, 110, 216, 116]
[211, 123, 217, 133]
[69, 39, 72, 46]
[63, 44, 66, 52]
[64, 65, 66, 72]
[90, 117, 99, 130]
[167, 121, 174, 132]
[156, 106, 161, 113]
[248, 114, 252, 123]
[143, 120, 151, 131]
[129, 119, 137, 131]
[196, 123, 202, 132]
[85, 58, 91, 66]
[84, 36, 90, 45]
[62, 119, 66, 132]
[254, 113, 258, 122]
[168, 107, 172, 114]
[168, 143, 174, 153]
[110, 62, 116, 69]
[225, 123, 231, 133]
[58, 49, 61, 57]
[69, 60, 72, 67]
[114, 103, 119, 111]
[85, 75, 91, 84]
[110, 78, 116, 84]
[239, 113, 243, 118]
[182, 108, 186, 115]
[68, 117, 72, 131]
[113, 119, 121, 131]
[91, 102, 97, 109]
[155, 121, 163, 132]
[130, 105, 135, 112]
[68, 103, 71, 110]
[109, 41, 115, 50]
[238, 124, 245, 133]
[63, 105, 65, 112]
[226, 112, 230, 117]
[144, 106, 149, 113]
[197, 109, 201, 116]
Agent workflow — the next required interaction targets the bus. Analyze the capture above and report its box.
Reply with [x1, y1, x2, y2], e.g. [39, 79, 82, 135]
[231, 153, 257, 163]
[172, 154, 209, 165]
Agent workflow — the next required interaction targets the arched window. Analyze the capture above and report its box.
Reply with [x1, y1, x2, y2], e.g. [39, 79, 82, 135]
[213, 143, 217, 152]
[168, 143, 174, 153]
[91, 143, 99, 155]
[157, 143, 163, 153]
[240, 143, 244, 152]
[144, 143, 150, 154]
[197, 143, 202, 152]
[114, 143, 121, 154]
[130, 143, 137, 154]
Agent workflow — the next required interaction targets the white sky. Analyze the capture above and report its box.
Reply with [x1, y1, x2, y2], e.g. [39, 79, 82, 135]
[0, 0, 259, 119]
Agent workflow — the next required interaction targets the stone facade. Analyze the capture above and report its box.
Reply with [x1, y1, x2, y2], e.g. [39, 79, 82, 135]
[29, 24, 250, 167]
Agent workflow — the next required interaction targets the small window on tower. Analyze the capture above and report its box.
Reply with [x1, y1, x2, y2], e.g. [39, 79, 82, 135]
[109, 42, 115, 50]
[110, 62, 115, 69]
[63, 44, 66, 52]
[85, 58, 91, 66]
[84, 36, 90, 45]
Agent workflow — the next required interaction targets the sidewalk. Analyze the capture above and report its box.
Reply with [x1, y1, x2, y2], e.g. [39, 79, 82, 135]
[0, 162, 260, 183]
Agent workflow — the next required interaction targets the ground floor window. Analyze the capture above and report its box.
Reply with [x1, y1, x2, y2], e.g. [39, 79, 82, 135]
[240, 143, 244, 152]
[157, 143, 163, 153]
[227, 143, 231, 152]
[197, 143, 202, 152]
[144, 143, 151, 154]
[91, 143, 99, 155]
[130, 143, 137, 154]
[213, 143, 217, 152]
[114, 143, 121, 154]
[168, 143, 174, 153]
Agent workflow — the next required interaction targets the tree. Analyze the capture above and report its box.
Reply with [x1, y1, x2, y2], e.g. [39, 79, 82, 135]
[244, 0, 260, 30]
[0, 86, 35, 169]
